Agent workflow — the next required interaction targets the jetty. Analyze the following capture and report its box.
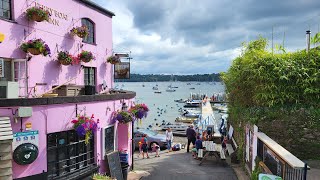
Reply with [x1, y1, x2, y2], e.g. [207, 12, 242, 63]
[196, 101, 222, 138]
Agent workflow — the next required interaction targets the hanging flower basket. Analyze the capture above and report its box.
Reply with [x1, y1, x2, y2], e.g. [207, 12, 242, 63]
[70, 26, 89, 38]
[129, 104, 149, 119]
[20, 39, 51, 56]
[26, 7, 50, 22]
[57, 51, 74, 65]
[78, 51, 95, 63]
[71, 114, 99, 145]
[27, 48, 41, 55]
[107, 55, 121, 64]
[111, 111, 134, 124]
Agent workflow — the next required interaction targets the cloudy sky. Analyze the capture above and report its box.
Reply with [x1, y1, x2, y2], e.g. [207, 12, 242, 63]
[93, 0, 320, 75]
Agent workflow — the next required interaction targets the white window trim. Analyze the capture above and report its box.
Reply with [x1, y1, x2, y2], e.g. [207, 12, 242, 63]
[101, 123, 116, 160]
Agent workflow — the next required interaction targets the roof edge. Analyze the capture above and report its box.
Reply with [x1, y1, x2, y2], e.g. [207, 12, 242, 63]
[77, 0, 115, 17]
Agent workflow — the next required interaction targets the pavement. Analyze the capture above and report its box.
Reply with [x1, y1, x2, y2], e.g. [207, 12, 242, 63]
[130, 148, 239, 180]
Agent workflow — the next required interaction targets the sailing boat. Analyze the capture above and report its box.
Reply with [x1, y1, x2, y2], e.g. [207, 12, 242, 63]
[152, 78, 158, 90]
[166, 75, 176, 92]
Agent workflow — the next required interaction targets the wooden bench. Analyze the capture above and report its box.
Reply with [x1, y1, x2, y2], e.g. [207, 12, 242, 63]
[226, 137, 239, 163]
[220, 148, 226, 160]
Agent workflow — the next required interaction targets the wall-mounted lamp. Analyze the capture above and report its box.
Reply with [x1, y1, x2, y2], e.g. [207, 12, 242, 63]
[0, 32, 5, 43]
[122, 103, 128, 111]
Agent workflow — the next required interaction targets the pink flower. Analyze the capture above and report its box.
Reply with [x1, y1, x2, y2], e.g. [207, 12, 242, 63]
[71, 120, 78, 124]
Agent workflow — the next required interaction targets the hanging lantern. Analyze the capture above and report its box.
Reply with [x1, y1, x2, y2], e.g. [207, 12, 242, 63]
[0, 32, 5, 43]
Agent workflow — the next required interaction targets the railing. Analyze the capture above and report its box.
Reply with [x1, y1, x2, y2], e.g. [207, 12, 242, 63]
[256, 132, 308, 180]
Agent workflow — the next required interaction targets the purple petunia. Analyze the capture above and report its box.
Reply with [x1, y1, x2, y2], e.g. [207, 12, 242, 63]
[76, 125, 86, 136]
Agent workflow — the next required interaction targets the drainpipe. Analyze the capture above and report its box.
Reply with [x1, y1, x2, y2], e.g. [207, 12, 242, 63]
[26, 55, 32, 98]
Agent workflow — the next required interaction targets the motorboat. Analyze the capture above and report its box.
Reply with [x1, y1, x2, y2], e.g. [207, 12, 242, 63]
[174, 99, 186, 103]
[166, 87, 176, 92]
[190, 87, 195, 89]
[160, 123, 190, 131]
[187, 83, 191, 85]
[183, 100, 201, 108]
[154, 91, 162, 94]
[181, 110, 200, 118]
[152, 86, 158, 90]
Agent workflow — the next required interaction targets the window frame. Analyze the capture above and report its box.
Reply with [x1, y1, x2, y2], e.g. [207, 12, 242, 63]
[84, 67, 96, 86]
[101, 124, 116, 159]
[0, 0, 12, 20]
[47, 130, 95, 179]
[81, 18, 95, 45]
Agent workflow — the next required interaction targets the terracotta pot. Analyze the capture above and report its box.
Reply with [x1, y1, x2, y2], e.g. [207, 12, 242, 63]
[77, 33, 87, 38]
[58, 58, 72, 65]
[32, 14, 45, 22]
[81, 58, 92, 63]
[27, 48, 41, 55]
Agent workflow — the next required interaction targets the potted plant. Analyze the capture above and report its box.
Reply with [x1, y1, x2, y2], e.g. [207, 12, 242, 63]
[92, 173, 115, 180]
[129, 104, 149, 119]
[26, 7, 50, 22]
[78, 51, 95, 63]
[57, 51, 75, 65]
[70, 26, 89, 38]
[107, 55, 121, 64]
[71, 114, 99, 145]
[112, 111, 134, 124]
[20, 39, 51, 56]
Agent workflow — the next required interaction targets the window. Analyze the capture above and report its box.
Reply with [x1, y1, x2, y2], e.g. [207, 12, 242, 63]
[0, 0, 12, 20]
[0, 58, 27, 97]
[47, 130, 95, 179]
[101, 125, 116, 159]
[81, 18, 95, 44]
[84, 67, 96, 86]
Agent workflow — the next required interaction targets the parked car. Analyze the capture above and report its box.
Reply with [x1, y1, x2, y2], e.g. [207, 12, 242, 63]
[133, 129, 167, 149]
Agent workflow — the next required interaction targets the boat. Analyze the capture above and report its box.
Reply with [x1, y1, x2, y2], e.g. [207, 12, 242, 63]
[183, 100, 202, 108]
[175, 117, 197, 123]
[174, 99, 186, 103]
[187, 83, 191, 85]
[160, 123, 190, 131]
[196, 83, 201, 85]
[154, 91, 162, 94]
[152, 86, 158, 90]
[166, 87, 176, 92]
[182, 110, 200, 118]
[190, 87, 195, 90]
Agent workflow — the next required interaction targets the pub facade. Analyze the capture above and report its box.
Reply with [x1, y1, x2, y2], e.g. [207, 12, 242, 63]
[0, 0, 135, 179]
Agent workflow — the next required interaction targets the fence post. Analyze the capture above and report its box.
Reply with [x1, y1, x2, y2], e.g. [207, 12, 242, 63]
[303, 163, 308, 180]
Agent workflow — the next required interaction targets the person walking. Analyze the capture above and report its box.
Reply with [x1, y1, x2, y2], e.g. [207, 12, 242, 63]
[166, 128, 173, 152]
[186, 125, 197, 153]
[141, 134, 150, 159]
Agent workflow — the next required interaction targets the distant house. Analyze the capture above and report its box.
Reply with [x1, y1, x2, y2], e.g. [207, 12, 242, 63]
[0, 0, 135, 179]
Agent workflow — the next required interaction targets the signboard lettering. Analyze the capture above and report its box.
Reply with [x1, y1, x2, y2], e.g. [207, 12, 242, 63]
[33, 2, 69, 26]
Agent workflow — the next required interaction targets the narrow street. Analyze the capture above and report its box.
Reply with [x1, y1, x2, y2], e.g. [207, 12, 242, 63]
[133, 149, 238, 180]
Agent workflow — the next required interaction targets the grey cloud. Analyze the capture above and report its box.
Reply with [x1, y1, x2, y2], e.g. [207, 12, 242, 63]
[94, 0, 320, 74]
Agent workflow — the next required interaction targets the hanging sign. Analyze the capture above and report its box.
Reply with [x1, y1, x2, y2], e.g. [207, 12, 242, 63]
[114, 62, 130, 79]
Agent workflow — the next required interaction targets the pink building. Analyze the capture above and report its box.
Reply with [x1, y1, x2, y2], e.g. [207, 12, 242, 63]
[0, 0, 135, 179]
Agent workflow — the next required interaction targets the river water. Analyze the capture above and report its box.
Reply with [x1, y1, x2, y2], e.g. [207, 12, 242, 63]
[115, 81, 226, 129]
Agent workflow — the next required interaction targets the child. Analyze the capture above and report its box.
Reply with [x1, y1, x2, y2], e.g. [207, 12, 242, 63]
[141, 134, 150, 159]
[192, 136, 203, 159]
[137, 141, 142, 158]
[221, 136, 228, 154]
[152, 143, 160, 157]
